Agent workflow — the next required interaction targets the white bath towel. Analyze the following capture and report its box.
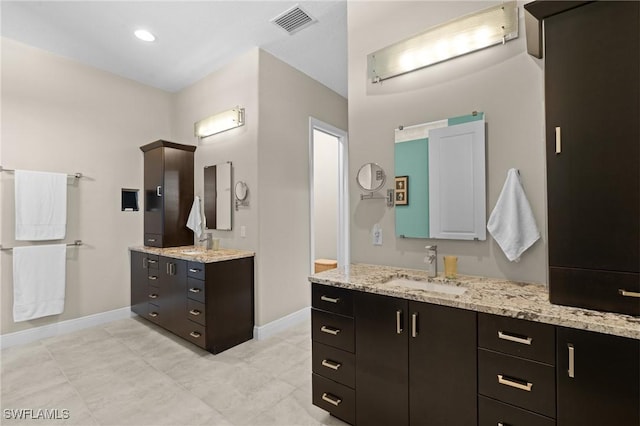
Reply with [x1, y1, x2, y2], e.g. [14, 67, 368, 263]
[15, 170, 67, 240]
[186, 196, 203, 239]
[13, 244, 66, 322]
[487, 169, 540, 262]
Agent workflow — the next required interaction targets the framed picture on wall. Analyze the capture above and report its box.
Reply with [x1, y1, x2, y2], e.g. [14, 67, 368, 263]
[395, 176, 408, 205]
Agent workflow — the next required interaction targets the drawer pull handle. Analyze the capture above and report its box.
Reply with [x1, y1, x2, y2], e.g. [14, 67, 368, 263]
[320, 326, 340, 336]
[189, 268, 201, 273]
[619, 289, 640, 298]
[189, 309, 201, 316]
[149, 312, 158, 318]
[321, 393, 342, 407]
[498, 331, 532, 345]
[148, 275, 158, 280]
[190, 331, 201, 338]
[188, 288, 201, 293]
[321, 359, 342, 370]
[147, 238, 156, 242]
[147, 259, 157, 264]
[497, 375, 533, 392]
[568, 344, 575, 378]
[149, 293, 158, 299]
[320, 295, 340, 304]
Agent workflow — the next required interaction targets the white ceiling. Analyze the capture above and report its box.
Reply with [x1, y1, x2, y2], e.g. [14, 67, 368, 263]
[1, 1, 348, 97]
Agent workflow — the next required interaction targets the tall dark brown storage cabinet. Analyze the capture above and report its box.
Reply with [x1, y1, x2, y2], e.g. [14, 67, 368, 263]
[140, 140, 196, 248]
[526, 1, 640, 316]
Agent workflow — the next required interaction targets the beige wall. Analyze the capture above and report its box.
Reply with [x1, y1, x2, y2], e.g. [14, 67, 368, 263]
[257, 50, 347, 325]
[348, 1, 547, 284]
[1, 38, 173, 334]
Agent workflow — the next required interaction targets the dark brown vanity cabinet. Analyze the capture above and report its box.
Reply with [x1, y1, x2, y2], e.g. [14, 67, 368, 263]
[140, 140, 196, 248]
[354, 291, 477, 426]
[556, 327, 640, 426]
[130, 250, 255, 354]
[525, 1, 640, 315]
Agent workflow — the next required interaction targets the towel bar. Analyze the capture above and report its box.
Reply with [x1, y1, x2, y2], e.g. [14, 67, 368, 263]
[0, 240, 83, 251]
[0, 165, 83, 179]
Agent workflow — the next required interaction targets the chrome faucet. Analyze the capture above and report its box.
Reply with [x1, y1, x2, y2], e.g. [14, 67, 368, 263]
[425, 245, 437, 278]
[199, 233, 212, 250]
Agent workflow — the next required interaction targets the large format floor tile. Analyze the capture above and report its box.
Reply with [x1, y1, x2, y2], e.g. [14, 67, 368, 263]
[1, 317, 349, 426]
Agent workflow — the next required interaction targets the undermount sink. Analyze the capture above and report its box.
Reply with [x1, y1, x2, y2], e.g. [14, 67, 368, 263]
[384, 277, 468, 295]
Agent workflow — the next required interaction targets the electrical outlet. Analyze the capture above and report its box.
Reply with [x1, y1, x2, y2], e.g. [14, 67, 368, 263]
[240, 226, 246, 238]
[372, 224, 383, 246]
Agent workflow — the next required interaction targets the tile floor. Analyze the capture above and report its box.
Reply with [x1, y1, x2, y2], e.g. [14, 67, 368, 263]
[1, 317, 349, 426]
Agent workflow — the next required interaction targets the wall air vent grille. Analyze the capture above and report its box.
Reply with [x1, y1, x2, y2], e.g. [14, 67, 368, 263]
[271, 5, 316, 34]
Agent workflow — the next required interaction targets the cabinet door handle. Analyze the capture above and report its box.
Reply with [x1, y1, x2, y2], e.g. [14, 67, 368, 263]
[320, 295, 340, 304]
[156, 186, 162, 197]
[568, 344, 575, 378]
[189, 288, 201, 293]
[321, 359, 342, 370]
[189, 309, 201, 316]
[320, 325, 340, 336]
[148, 293, 158, 299]
[498, 331, 532, 345]
[149, 312, 158, 318]
[497, 374, 533, 392]
[396, 310, 403, 334]
[619, 289, 640, 298]
[555, 126, 561, 154]
[189, 268, 201, 273]
[321, 393, 342, 407]
[189, 331, 201, 338]
[411, 313, 418, 338]
[148, 275, 157, 280]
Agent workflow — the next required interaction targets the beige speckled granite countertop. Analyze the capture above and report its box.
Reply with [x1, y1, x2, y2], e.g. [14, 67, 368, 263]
[309, 263, 640, 340]
[130, 245, 254, 263]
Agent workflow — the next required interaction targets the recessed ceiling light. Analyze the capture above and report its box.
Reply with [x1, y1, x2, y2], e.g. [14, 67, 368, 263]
[134, 29, 156, 42]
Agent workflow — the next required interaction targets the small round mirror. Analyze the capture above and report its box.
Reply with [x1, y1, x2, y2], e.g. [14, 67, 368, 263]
[356, 163, 386, 192]
[235, 181, 248, 201]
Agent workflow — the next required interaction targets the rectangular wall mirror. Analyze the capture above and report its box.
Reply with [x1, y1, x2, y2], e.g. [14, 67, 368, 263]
[394, 112, 486, 240]
[204, 162, 232, 230]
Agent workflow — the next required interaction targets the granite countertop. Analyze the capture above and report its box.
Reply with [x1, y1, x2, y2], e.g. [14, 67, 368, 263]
[130, 245, 254, 263]
[309, 263, 640, 340]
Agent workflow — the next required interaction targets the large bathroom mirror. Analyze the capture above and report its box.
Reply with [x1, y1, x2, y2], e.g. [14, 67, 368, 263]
[395, 113, 486, 240]
[204, 162, 232, 230]
[356, 162, 386, 192]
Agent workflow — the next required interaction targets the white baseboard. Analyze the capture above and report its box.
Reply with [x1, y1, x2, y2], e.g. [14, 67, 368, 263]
[253, 306, 310, 341]
[0, 307, 133, 349]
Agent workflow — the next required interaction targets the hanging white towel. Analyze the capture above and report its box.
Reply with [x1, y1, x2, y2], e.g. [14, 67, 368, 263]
[186, 196, 203, 239]
[13, 244, 66, 322]
[15, 170, 67, 241]
[487, 169, 540, 262]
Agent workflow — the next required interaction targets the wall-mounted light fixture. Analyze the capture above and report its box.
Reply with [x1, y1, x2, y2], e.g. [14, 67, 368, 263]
[194, 107, 245, 140]
[367, 1, 518, 83]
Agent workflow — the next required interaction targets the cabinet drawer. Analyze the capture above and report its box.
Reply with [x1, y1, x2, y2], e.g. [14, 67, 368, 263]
[146, 303, 161, 325]
[182, 322, 206, 349]
[479, 349, 555, 418]
[479, 313, 555, 364]
[144, 233, 162, 248]
[479, 395, 555, 426]
[145, 254, 159, 269]
[187, 261, 205, 280]
[147, 286, 160, 303]
[312, 342, 355, 388]
[312, 284, 353, 317]
[312, 373, 355, 425]
[187, 299, 206, 326]
[312, 309, 354, 353]
[186, 278, 205, 303]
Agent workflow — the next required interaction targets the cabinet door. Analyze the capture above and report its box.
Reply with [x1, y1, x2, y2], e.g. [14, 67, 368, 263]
[556, 327, 639, 426]
[409, 301, 477, 426]
[157, 256, 187, 333]
[143, 147, 164, 242]
[545, 2, 639, 274]
[355, 292, 409, 425]
[130, 251, 148, 317]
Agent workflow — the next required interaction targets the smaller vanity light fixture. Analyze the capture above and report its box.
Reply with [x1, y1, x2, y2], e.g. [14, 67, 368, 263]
[195, 107, 245, 140]
[367, 1, 518, 83]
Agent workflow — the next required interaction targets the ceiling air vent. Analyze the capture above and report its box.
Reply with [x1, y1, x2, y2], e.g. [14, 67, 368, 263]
[271, 5, 316, 35]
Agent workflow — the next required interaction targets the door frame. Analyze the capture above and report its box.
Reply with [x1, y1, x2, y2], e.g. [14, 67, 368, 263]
[309, 117, 349, 273]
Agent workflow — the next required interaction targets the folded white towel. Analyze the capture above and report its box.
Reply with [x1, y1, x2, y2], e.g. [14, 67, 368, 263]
[13, 244, 66, 322]
[15, 170, 67, 241]
[487, 169, 540, 262]
[186, 196, 202, 239]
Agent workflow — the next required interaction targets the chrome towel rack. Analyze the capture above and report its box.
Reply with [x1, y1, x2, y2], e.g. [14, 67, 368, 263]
[0, 165, 83, 179]
[0, 240, 83, 251]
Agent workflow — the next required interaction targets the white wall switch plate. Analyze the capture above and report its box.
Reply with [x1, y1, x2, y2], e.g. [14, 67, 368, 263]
[372, 224, 383, 246]
[240, 225, 246, 238]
